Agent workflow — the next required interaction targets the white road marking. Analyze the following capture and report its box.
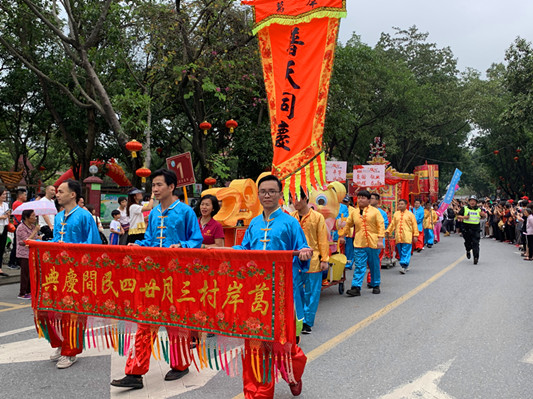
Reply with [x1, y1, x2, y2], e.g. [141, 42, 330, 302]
[521, 349, 533, 364]
[0, 325, 35, 338]
[0, 329, 236, 399]
[379, 359, 455, 399]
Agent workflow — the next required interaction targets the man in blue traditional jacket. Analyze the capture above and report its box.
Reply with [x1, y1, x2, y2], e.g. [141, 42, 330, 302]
[111, 169, 203, 390]
[233, 174, 312, 399]
[47, 179, 101, 369]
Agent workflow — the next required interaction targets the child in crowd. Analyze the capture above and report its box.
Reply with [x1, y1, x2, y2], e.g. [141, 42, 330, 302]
[109, 209, 124, 245]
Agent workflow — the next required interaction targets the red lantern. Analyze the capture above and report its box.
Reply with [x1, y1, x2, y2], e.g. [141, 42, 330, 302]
[156, 147, 163, 155]
[516, 148, 522, 153]
[204, 177, 216, 188]
[38, 165, 46, 171]
[493, 150, 499, 155]
[199, 121, 212, 136]
[225, 119, 238, 133]
[126, 140, 143, 158]
[514, 156, 519, 161]
[6, 223, 15, 233]
[136, 167, 151, 183]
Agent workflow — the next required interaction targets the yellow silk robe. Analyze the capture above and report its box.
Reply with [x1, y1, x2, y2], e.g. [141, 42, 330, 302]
[386, 210, 419, 244]
[342, 205, 385, 249]
[423, 209, 438, 229]
[291, 209, 330, 272]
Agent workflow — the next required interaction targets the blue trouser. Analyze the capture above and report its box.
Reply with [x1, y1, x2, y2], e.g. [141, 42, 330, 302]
[293, 267, 305, 335]
[424, 228, 434, 245]
[397, 243, 412, 268]
[300, 272, 322, 327]
[352, 247, 380, 288]
[345, 237, 354, 269]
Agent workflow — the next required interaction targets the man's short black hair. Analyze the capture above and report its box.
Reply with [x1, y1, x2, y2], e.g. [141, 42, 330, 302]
[257, 174, 282, 192]
[65, 179, 82, 202]
[151, 169, 177, 190]
[111, 209, 121, 217]
[370, 192, 380, 200]
[118, 196, 127, 204]
[357, 190, 371, 199]
[414, 198, 421, 204]
[16, 188, 27, 197]
[398, 199, 408, 205]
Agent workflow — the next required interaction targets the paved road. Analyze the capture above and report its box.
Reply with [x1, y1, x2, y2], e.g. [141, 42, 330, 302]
[1, 234, 532, 399]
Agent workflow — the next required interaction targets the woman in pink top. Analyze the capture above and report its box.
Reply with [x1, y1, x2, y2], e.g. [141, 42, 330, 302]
[196, 194, 224, 248]
[16, 209, 41, 299]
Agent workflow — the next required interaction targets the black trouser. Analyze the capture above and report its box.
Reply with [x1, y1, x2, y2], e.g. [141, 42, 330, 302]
[463, 223, 480, 259]
[527, 235, 533, 259]
[0, 227, 8, 266]
[504, 224, 515, 243]
[443, 219, 454, 233]
[8, 227, 18, 266]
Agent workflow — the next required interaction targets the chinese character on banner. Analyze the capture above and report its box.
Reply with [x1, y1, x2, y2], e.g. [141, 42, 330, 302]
[326, 161, 347, 183]
[352, 165, 385, 188]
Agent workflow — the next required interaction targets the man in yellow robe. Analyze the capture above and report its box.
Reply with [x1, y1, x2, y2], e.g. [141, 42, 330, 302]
[342, 190, 385, 296]
[291, 191, 330, 334]
[385, 199, 419, 274]
[423, 201, 439, 248]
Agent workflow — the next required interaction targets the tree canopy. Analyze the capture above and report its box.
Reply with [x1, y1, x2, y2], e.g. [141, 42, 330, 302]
[0, 3, 532, 199]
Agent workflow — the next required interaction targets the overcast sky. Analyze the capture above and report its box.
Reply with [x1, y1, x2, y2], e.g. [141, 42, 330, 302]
[338, 1, 533, 76]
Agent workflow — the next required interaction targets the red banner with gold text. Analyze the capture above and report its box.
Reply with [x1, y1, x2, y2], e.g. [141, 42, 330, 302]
[244, 0, 346, 202]
[29, 242, 295, 344]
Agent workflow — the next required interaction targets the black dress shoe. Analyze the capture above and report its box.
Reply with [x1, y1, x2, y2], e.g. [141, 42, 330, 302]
[372, 286, 380, 294]
[466, 251, 471, 259]
[473, 258, 478, 265]
[346, 286, 361, 297]
[110, 375, 143, 389]
[165, 368, 189, 381]
[302, 323, 312, 334]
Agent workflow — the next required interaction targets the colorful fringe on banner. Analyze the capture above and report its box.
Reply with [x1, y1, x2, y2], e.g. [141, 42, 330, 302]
[29, 242, 297, 382]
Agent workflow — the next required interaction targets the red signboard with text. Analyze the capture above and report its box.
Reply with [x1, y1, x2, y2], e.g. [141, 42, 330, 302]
[166, 152, 196, 188]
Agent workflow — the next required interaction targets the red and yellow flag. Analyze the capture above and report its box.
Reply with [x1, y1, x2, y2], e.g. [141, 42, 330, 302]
[243, 0, 346, 201]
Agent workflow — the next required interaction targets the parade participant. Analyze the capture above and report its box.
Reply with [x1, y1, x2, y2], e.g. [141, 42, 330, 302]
[433, 203, 443, 243]
[291, 190, 329, 335]
[367, 193, 389, 286]
[456, 195, 486, 264]
[16, 209, 41, 299]
[47, 179, 101, 369]
[385, 199, 419, 274]
[233, 174, 312, 398]
[423, 202, 438, 248]
[341, 195, 355, 270]
[196, 194, 224, 248]
[410, 199, 425, 252]
[116, 196, 129, 245]
[343, 190, 385, 296]
[111, 169, 203, 390]
[126, 188, 154, 243]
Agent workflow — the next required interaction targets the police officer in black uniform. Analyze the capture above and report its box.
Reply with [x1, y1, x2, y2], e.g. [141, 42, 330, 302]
[457, 195, 486, 264]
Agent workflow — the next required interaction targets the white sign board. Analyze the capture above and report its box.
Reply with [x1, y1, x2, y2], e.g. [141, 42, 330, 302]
[326, 161, 347, 183]
[353, 164, 385, 188]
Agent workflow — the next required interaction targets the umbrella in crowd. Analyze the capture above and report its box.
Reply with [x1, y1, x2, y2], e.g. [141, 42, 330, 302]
[12, 200, 57, 216]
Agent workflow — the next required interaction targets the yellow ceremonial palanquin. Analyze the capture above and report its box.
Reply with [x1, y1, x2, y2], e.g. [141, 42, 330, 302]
[423, 209, 439, 230]
[386, 210, 419, 244]
[342, 206, 385, 249]
[290, 209, 329, 272]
